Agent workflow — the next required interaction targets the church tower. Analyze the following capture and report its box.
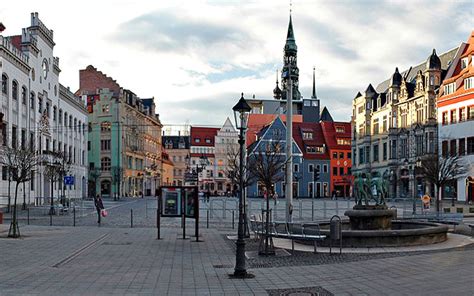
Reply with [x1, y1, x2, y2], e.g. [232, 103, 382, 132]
[281, 14, 301, 101]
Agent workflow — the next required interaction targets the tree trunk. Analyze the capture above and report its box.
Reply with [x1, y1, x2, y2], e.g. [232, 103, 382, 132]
[6, 177, 11, 213]
[8, 182, 21, 238]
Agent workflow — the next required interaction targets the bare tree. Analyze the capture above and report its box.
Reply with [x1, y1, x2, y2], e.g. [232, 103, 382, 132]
[420, 154, 467, 212]
[0, 141, 41, 238]
[44, 150, 71, 215]
[247, 138, 288, 255]
[225, 143, 255, 195]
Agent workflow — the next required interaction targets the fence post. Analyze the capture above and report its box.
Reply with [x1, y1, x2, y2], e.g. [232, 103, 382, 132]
[50, 211, 52, 226]
[336, 201, 339, 215]
[223, 199, 226, 219]
[206, 210, 209, 229]
[130, 209, 133, 228]
[73, 206, 76, 227]
[299, 199, 303, 219]
[232, 210, 235, 229]
[311, 198, 314, 221]
[27, 208, 30, 225]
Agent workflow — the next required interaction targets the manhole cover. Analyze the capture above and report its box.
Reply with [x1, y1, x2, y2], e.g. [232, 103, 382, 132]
[267, 287, 333, 296]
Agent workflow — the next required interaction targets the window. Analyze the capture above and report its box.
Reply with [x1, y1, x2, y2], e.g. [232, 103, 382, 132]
[382, 115, 387, 132]
[53, 106, 57, 121]
[400, 138, 407, 158]
[373, 119, 379, 135]
[339, 152, 344, 159]
[38, 97, 43, 113]
[294, 164, 299, 172]
[0, 74, 9, 96]
[205, 138, 211, 143]
[459, 138, 466, 155]
[102, 104, 110, 113]
[88, 141, 91, 151]
[401, 109, 407, 128]
[442, 112, 448, 125]
[358, 124, 364, 138]
[335, 126, 345, 133]
[465, 77, 474, 90]
[333, 167, 338, 176]
[444, 83, 455, 95]
[194, 138, 200, 143]
[336, 138, 351, 145]
[442, 140, 448, 157]
[468, 137, 474, 154]
[469, 106, 474, 120]
[373, 144, 379, 162]
[12, 80, 18, 100]
[308, 164, 314, 172]
[416, 135, 423, 156]
[461, 57, 468, 69]
[333, 152, 338, 159]
[459, 107, 466, 122]
[348, 152, 352, 159]
[450, 109, 457, 123]
[45, 102, 50, 117]
[339, 167, 344, 176]
[390, 140, 397, 159]
[359, 147, 364, 164]
[101, 140, 111, 151]
[449, 140, 457, 157]
[302, 132, 313, 139]
[30, 92, 35, 109]
[383, 142, 387, 161]
[323, 164, 328, 173]
[101, 157, 111, 171]
[21, 130, 26, 149]
[101, 121, 111, 132]
[11, 126, 17, 149]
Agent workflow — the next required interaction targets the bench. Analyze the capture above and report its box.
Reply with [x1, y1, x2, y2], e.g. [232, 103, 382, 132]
[249, 218, 326, 253]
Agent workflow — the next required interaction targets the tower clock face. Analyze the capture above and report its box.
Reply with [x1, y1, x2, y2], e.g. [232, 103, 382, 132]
[42, 59, 48, 79]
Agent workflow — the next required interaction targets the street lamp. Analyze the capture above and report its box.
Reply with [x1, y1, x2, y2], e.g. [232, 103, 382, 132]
[232, 93, 251, 278]
[413, 159, 422, 215]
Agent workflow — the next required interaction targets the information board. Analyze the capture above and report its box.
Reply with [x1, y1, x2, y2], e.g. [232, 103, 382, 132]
[161, 188, 182, 217]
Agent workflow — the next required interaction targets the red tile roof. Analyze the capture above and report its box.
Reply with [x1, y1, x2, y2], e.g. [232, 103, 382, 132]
[190, 126, 219, 147]
[292, 122, 329, 159]
[246, 114, 303, 146]
[320, 121, 351, 150]
[10, 35, 22, 51]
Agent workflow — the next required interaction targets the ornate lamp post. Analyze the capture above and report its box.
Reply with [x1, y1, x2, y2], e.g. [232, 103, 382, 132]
[232, 93, 251, 278]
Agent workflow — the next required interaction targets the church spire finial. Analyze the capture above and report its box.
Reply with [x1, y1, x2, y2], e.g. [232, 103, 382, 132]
[312, 67, 317, 99]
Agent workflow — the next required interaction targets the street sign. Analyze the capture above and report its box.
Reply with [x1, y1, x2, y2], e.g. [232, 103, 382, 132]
[64, 176, 75, 185]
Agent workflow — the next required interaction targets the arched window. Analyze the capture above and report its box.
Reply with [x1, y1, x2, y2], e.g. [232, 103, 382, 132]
[101, 157, 111, 171]
[12, 80, 18, 100]
[64, 112, 68, 127]
[69, 115, 72, 129]
[30, 92, 35, 109]
[21, 86, 27, 104]
[74, 118, 77, 131]
[1, 74, 8, 95]
[101, 121, 111, 132]
[58, 109, 62, 124]
[53, 106, 57, 121]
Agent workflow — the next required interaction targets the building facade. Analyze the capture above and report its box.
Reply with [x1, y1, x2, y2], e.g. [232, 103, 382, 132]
[437, 31, 474, 203]
[162, 134, 190, 187]
[352, 47, 458, 200]
[189, 126, 219, 192]
[78, 66, 162, 198]
[0, 13, 88, 205]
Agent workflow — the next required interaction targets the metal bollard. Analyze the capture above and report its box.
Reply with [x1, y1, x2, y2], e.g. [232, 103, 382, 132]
[73, 207, 76, 227]
[232, 210, 235, 229]
[27, 208, 30, 225]
[311, 198, 314, 221]
[130, 209, 133, 228]
[207, 210, 209, 229]
[50, 212, 52, 226]
[299, 200, 303, 219]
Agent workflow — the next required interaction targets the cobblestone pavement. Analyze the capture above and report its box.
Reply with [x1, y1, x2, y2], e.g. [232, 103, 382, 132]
[0, 222, 473, 295]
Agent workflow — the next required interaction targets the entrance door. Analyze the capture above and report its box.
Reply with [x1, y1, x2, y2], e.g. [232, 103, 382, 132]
[101, 180, 111, 198]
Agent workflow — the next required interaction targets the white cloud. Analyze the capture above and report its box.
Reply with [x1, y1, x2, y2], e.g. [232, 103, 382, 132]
[0, 0, 471, 127]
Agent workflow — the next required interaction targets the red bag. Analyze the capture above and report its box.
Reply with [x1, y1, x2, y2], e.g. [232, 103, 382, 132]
[101, 209, 108, 217]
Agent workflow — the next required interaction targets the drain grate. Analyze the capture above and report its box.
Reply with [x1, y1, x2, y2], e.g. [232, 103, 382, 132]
[267, 287, 333, 296]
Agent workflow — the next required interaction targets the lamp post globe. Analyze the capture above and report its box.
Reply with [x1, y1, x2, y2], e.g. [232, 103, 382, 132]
[232, 93, 251, 278]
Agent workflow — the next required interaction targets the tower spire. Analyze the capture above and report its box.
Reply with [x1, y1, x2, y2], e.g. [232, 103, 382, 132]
[312, 67, 317, 99]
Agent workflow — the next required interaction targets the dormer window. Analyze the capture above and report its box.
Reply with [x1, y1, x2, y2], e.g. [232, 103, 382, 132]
[336, 126, 345, 133]
[194, 138, 200, 143]
[461, 57, 468, 69]
[205, 138, 211, 144]
[302, 132, 313, 139]
[444, 83, 455, 95]
[464, 77, 473, 90]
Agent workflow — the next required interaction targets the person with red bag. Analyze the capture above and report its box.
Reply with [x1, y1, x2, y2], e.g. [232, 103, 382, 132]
[94, 194, 105, 225]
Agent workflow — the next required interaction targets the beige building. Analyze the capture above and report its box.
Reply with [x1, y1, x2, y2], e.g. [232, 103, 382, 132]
[352, 47, 458, 200]
[162, 134, 189, 186]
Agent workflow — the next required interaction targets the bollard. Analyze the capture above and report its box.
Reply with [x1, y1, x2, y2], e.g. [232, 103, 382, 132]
[232, 210, 235, 229]
[145, 199, 148, 219]
[206, 210, 209, 229]
[50, 212, 52, 226]
[157, 209, 161, 240]
[73, 206, 76, 227]
[299, 200, 303, 219]
[27, 208, 30, 225]
[130, 209, 133, 228]
[311, 198, 314, 221]
[335, 201, 339, 215]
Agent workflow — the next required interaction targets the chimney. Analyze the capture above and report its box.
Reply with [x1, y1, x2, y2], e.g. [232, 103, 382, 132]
[0, 23, 5, 33]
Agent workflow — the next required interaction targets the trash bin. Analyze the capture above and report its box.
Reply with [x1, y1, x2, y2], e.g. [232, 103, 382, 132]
[330, 218, 341, 240]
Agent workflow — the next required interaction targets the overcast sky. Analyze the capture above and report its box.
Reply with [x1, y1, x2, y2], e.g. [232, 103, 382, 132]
[1, 0, 472, 131]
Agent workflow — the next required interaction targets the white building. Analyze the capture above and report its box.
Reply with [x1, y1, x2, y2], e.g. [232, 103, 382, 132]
[0, 13, 88, 206]
[437, 31, 474, 203]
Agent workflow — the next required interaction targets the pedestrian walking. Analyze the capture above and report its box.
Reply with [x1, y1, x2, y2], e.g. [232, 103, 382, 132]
[94, 194, 105, 225]
[273, 192, 279, 206]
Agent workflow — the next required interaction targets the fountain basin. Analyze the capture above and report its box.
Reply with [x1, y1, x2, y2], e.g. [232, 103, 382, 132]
[315, 220, 449, 247]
